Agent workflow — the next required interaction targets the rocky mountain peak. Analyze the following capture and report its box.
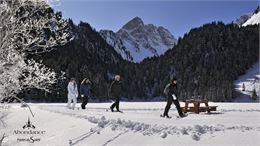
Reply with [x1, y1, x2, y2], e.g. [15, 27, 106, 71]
[121, 16, 144, 30]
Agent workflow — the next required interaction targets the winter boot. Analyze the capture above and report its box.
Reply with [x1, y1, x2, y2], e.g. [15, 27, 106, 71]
[160, 114, 171, 119]
[110, 106, 114, 112]
[180, 113, 187, 118]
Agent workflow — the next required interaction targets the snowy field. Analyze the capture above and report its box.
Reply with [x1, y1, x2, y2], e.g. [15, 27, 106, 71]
[1, 102, 260, 146]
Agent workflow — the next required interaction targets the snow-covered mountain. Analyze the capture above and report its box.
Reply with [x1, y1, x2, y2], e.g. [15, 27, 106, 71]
[243, 11, 260, 26]
[100, 17, 177, 62]
[233, 13, 253, 26]
[233, 6, 260, 26]
[99, 30, 133, 61]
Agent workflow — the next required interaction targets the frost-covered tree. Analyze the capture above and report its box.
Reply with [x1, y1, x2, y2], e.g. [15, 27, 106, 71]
[0, 0, 73, 143]
[0, 0, 73, 100]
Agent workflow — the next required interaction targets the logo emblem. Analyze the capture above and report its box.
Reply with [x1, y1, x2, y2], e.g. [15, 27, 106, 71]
[22, 117, 36, 129]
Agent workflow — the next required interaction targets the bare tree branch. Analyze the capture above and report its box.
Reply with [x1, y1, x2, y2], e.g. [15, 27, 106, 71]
[0, 133, 7, 146]
[12, 96, 34, 117]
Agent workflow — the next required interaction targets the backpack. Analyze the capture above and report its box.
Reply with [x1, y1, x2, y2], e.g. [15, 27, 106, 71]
[163, 84, 171, 95]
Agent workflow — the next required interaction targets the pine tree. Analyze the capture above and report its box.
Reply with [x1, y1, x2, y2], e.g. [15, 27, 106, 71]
[242, 83, 245, 91]
[252, 88, 258, 100]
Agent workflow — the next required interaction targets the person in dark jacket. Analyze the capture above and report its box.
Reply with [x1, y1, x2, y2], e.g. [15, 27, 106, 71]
[80, 78, 91, 109]
[161, 78, 185, 118]
[109, 75, 122, 112]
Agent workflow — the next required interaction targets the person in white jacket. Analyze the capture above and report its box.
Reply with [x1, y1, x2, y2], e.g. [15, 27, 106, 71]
[67, 78, 78, 109]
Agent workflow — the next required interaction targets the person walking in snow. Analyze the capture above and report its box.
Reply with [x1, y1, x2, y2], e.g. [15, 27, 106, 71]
[161, 78, 185, 118]
[80, 78, 92, 109]
[109, 75, 123, 112]
[67, 78, 78, 110]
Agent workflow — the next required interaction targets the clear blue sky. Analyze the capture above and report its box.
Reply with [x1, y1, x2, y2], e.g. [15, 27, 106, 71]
[53, 0, 259, 37]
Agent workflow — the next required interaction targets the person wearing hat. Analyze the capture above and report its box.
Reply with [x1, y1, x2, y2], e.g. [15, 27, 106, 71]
[109, 75, 122, 112]
[67, 78, 78, 110]
[80, 78, 92, 109]
[161, 78, 185, 118]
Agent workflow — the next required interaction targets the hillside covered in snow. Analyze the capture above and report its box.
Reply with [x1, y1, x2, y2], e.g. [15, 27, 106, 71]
[234, 62, 260, 102]
[232, 5, 260, 102]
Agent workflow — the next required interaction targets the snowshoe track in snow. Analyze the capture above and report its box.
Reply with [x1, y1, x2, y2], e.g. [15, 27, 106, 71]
[39, 106, 260, 141]
[101, 130, 129, 146]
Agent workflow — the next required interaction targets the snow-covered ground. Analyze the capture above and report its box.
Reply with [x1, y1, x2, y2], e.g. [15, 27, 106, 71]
[234, 62, 260, 102]
[1, 102, 260, 146]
